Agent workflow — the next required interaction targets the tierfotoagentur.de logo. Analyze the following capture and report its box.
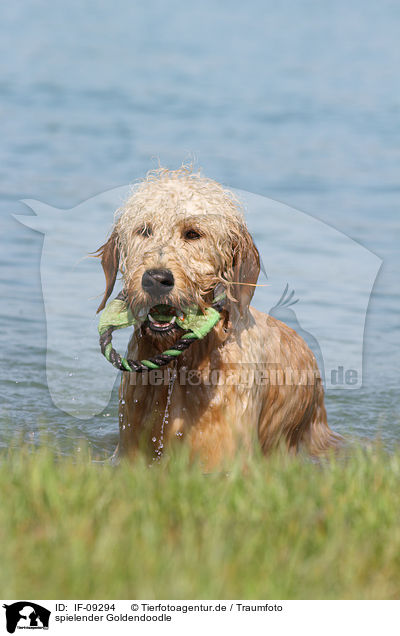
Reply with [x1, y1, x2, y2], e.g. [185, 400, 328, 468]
[2, 603, 51, 634]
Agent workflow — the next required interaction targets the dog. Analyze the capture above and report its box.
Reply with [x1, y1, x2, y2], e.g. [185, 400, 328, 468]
[96, 167, 341, 468]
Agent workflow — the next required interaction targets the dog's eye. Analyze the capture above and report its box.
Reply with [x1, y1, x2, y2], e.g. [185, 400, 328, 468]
[184, 229, 202, 240]
[137, 226, 152, 237]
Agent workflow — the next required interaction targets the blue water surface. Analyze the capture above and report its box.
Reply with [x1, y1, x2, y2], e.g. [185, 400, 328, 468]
[1, 0, 399, 454]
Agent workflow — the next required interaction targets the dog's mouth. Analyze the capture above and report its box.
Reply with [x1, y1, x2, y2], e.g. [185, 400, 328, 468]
[145, 304, 184, 333]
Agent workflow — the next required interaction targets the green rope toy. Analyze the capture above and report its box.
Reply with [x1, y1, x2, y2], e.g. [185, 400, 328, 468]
[98, 285, 226, 373]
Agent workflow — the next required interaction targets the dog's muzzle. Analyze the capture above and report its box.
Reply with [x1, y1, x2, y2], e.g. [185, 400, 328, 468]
[98, 283, 227, 373]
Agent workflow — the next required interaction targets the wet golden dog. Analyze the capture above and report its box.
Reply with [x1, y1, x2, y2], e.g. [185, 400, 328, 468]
[97, 167, 341, 468]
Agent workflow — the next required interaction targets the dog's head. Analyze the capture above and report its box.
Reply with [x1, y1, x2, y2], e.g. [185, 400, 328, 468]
[96, 168, 259, 339]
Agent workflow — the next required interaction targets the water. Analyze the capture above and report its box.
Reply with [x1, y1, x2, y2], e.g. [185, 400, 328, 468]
[156, 363, 178, 460]
[1, 0, 399, 455]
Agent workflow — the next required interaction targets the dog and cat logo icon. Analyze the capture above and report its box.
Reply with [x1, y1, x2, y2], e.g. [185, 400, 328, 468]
[2, 603, 50, 633]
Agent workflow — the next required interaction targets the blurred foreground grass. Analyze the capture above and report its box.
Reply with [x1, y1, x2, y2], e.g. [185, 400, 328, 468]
[0, 445, 399, 599]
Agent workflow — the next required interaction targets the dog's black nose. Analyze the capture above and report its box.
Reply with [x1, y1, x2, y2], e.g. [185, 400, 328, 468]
[141, 269, 175, 297]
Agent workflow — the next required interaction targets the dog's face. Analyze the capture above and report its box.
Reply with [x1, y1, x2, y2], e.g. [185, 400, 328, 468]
[96, 173, 260, 341]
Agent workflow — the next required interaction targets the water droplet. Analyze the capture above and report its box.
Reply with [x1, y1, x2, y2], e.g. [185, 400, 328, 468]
[155, 363, 177, 459]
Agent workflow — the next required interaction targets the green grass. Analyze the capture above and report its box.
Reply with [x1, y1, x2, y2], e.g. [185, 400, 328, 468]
[1, 444, 400, 599]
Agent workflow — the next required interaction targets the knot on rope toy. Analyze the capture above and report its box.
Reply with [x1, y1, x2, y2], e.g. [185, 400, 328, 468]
[98, 285, 227, 373]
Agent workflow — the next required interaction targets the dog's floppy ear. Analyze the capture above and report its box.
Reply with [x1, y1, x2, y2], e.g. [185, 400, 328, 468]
[230, 226, 260, 314]
[94, 230, 120, 313]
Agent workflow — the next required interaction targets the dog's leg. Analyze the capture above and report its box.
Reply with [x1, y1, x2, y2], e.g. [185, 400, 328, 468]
[118, 370, 176, 460]
[118, 373, 141, 459]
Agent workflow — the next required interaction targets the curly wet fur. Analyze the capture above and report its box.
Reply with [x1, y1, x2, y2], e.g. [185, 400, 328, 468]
[96, 166, 341, 468]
